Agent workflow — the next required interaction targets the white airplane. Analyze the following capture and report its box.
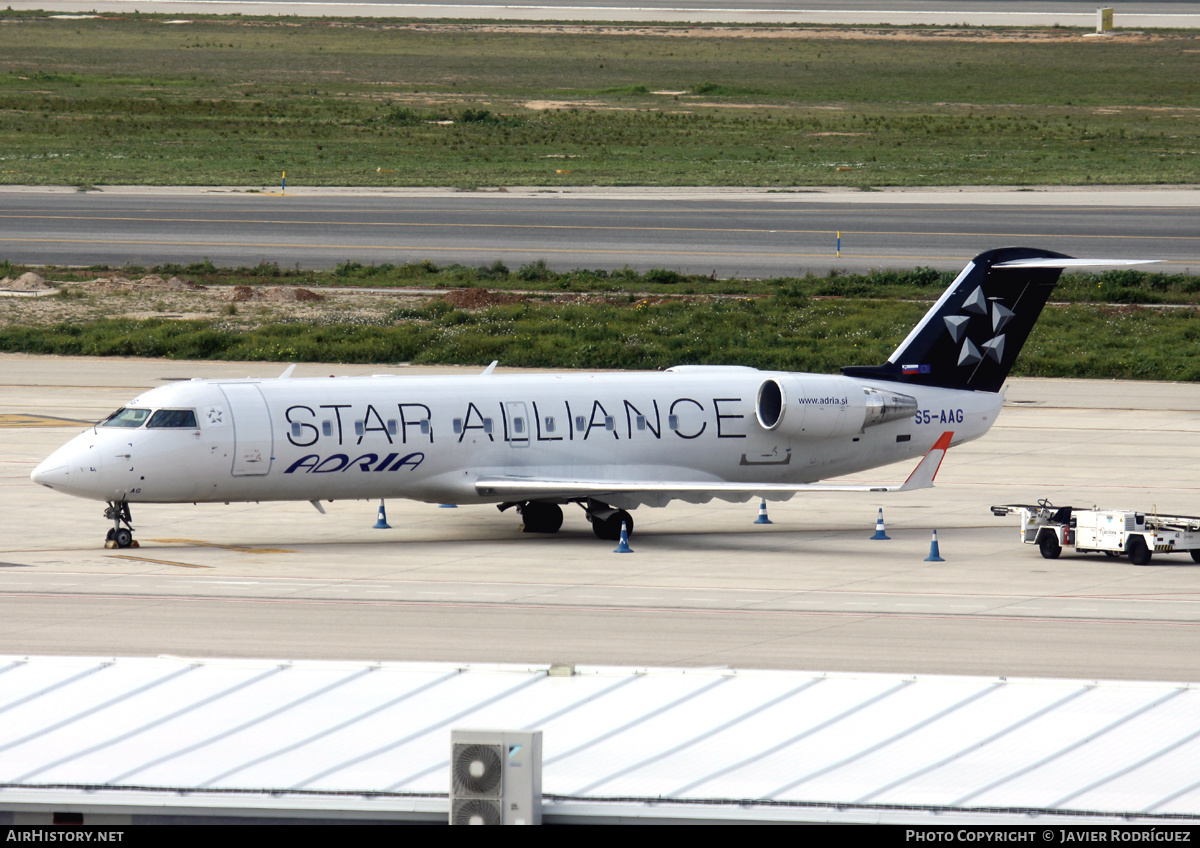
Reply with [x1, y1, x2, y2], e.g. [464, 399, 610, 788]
[31, 248, 1153, 548]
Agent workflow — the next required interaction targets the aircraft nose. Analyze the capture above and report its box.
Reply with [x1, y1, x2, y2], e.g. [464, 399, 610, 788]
[31, 457, 70, 489]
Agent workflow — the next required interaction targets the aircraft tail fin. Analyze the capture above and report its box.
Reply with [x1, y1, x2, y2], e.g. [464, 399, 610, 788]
[842, 248, 1156, 393]
[841, 247, 1070, 393]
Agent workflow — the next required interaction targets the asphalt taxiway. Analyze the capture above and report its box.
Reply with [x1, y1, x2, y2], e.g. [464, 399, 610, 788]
[1, 186, 1197, 276]
[5, 354, 1200, 681]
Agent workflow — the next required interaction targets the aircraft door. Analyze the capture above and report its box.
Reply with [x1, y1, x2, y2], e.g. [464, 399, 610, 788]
[505, 401, 530, 448]
[219, 383, 274, 476]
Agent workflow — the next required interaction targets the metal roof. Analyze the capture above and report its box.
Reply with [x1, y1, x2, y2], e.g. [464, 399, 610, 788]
[2, 655, 1199, 824]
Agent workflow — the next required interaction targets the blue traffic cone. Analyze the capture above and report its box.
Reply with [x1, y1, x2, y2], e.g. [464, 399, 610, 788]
[613, 522, 634, 554]
[373, 499, 391, 529]
[924, 529, 945, 562]
[754, 499, 773, 525]
[871, 508, 890, 540]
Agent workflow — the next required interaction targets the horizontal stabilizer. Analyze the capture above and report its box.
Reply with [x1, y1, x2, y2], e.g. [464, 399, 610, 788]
[993, 258, 1159, 269]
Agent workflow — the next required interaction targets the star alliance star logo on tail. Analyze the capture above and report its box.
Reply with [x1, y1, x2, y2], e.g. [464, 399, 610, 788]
[945, 285, 1013, 368]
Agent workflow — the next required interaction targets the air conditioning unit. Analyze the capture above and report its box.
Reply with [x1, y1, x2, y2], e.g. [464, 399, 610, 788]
[449, 729, 542, 826]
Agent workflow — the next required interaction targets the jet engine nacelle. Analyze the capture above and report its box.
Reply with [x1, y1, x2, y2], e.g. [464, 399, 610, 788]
[755, 375, 918, 439]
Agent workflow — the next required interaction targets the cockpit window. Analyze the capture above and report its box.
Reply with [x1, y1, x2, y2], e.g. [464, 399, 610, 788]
[147, 409, 198, 429]
[101, 408, 151, 428]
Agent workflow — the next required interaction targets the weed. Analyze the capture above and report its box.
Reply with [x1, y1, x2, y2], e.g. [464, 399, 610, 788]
[644, 269, 685, 285]
[185, 259, 218, 275]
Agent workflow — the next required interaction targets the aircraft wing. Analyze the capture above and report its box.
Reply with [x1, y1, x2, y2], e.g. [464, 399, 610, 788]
[476, 432, 953, 502]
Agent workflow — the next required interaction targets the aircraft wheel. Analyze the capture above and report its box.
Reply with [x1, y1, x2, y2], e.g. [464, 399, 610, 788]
[1126, 536, 1152, 566]
[1190, 550, 1200, 564]
[113, 528, 134, 549]
[520, 502, 563, 534]
[592, 511, 633, 542]
[1038, 532, 1061, 560]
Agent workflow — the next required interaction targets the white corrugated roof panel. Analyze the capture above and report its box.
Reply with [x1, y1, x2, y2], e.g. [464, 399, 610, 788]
[3, 655, 1200, 823]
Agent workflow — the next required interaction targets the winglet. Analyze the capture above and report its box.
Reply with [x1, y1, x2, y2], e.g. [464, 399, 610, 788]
[279, 364, 296, 379]
[481, 360, 499, 376]
[898, 431, 953, 491]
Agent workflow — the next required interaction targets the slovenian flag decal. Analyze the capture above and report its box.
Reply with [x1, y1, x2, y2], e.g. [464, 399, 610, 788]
[902, 364, 931, 375]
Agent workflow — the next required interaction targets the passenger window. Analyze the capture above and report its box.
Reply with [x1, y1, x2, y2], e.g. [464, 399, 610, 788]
[146, 409, 198, 428]
[668, 415, 679, 430]
[604, 416, 615, 431]
[513, 417, 525, 435]
[101, 408, 151, 428]
[420, 420, 430, 435]
[636, 415, 646, 431]
[387, 420, 398, 436]
[291, 422, 303, 439]
[322, 421, 333, 437]
[453, 418, 463, 435]
[483, 418, 494, 435]
[545, 417, 555, 433]
[354, 421, 365, 437]
[575, 416, 586, 432]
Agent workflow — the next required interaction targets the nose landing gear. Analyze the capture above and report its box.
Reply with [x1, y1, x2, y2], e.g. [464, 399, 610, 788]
[104, 501, 137, 549]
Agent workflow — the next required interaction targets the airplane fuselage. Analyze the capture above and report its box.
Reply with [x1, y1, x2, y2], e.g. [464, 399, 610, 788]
[33, 367, 1001, 509]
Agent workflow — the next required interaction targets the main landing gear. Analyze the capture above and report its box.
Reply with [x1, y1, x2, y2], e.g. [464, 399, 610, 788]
[518, 501, 564, 534]
[585, 501, 634, 542]
[104, 501, 137, 549]
[500, 498, 634, 542]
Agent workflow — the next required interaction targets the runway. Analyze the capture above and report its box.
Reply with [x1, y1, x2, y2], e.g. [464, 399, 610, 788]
[2, 186, 1197, 276]
[6, 355, 1200, 681]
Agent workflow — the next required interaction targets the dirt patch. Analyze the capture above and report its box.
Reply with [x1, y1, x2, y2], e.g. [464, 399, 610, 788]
[394, 23, 1170, 44]
[0, 277, 411, 331]
[522, 99, 636, 112]
[73, 274, 207, 293]
[523, 100, 607, 111]
[229, 285, 325, 302]
[0, 272, 52, 292]
[262, 286, 326, 303]
[138, 274, 207, 292]
[440, 288, 524, 308]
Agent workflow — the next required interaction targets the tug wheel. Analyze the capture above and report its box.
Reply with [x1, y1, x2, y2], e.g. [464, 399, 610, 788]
[1126, 537, 1152, 566]
[1038, 532, 1062, 560]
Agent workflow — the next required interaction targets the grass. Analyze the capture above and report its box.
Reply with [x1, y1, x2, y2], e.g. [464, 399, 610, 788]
[6, 296, 1200, 381]
[5, 261, 1200, 380]
[0, 13, 1197, 186]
